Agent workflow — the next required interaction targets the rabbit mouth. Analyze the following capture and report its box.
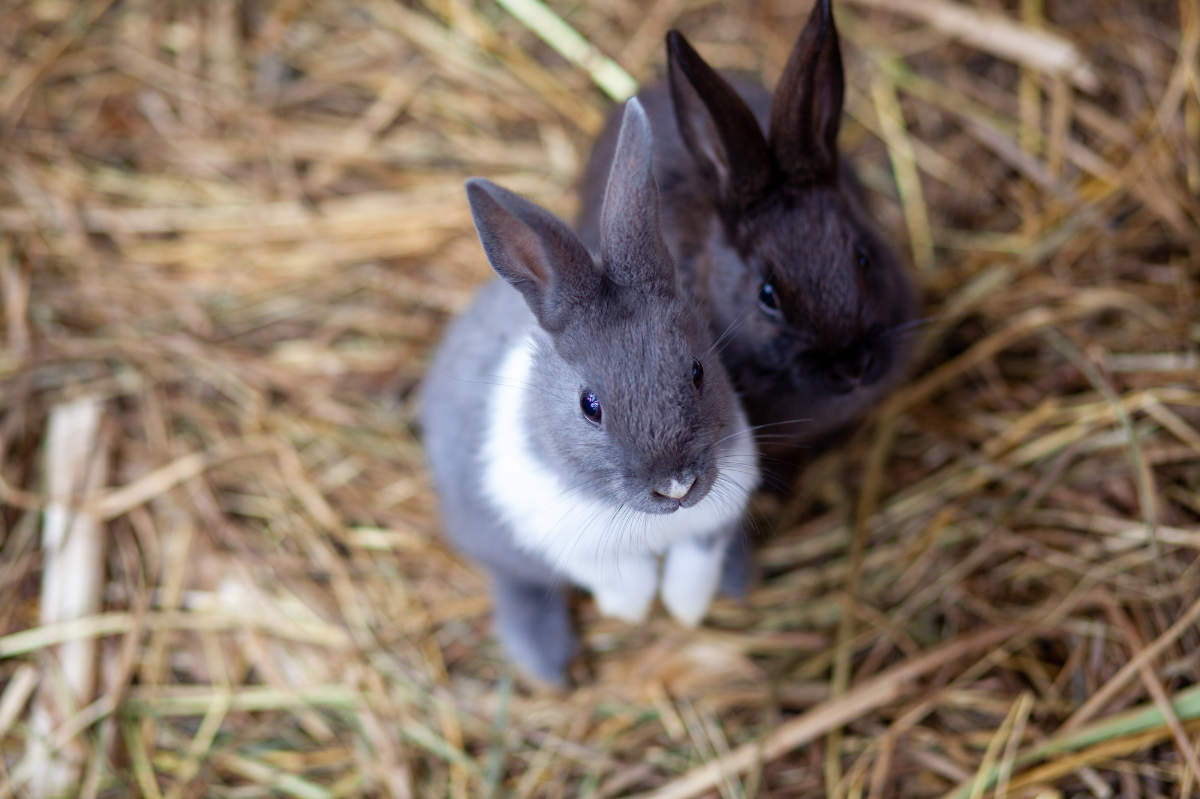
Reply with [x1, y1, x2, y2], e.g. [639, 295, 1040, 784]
[639, 471, 709, 514]
[631, 421, 755, 516]
[649, 475, 695, 511]
[643, 468, 718, 513]
[647, 494, 685, 513]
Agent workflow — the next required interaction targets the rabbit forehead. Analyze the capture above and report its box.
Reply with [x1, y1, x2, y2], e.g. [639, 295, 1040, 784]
[741, 188, 885, 337]
[553, 290, 724, 444]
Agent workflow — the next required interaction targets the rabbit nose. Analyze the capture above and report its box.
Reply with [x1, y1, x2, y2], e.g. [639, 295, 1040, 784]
[654, 475, 696, 500]
[830, 344, 873, 390]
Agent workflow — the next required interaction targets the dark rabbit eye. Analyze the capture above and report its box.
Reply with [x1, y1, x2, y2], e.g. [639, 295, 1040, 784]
[758, 280, 779, 312]
[856, 248, 871, 270]
[691, 359, 704, 389]
[579, 390, 602, 424]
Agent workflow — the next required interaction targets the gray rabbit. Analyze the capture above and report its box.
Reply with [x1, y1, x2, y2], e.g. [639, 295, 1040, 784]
[578, 0, 918, 474]
[421, 100, 759, 685]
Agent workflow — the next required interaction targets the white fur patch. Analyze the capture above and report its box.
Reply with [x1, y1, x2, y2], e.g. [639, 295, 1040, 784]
[658, 476, 695, 499]
[661, 537, 728, 627]
[590, 555, 659, 623]
[480, 334, 759, 611]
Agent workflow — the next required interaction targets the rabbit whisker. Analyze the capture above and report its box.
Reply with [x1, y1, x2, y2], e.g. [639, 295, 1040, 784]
[705, 307, 754, 359]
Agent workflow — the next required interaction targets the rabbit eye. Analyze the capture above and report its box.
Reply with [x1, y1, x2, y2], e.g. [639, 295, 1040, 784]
[579, 390, 602, 425]
[856, 248, 871, 270]
[692, 359, 704, 389]
[758, 280, 780, 313]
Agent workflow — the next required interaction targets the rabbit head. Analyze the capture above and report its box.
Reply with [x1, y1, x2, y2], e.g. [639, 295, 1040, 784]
[466, 99, 746, 518]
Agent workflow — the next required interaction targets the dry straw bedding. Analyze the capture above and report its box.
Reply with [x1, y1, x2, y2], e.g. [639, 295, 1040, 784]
[1, 0, 1199, 797]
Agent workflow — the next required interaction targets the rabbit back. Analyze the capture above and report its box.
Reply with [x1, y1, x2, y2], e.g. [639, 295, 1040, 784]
[420, 279, 564, 585]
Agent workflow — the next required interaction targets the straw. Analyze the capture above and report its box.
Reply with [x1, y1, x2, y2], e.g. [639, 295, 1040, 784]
[1, 0, 1197, 796]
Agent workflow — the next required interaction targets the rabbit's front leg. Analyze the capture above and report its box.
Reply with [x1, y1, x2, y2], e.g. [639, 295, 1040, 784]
[661, 531, 732, 627]
[718, 531, 752, 599]
[489, 570, 576, 686]
[572, 555, 658, 624]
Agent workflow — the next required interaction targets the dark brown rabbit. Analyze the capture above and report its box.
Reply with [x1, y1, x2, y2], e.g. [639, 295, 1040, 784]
[578, 0, 918, 483]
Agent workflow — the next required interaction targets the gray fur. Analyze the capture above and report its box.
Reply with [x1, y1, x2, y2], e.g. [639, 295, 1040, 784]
[421, 100, 752, 684]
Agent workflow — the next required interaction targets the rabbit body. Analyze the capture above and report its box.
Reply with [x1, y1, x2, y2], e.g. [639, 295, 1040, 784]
[421, 101, 758, 685]
[578, 1, 918, 470]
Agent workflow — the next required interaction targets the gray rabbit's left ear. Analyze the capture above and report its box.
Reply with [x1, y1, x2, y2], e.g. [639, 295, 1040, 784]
[769, 0, 844, 184]
[465, 178, 600, 333]
[598, 98, 675, 291]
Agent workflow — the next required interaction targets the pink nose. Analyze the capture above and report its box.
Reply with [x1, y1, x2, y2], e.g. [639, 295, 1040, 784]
[654, 475, 695, 500]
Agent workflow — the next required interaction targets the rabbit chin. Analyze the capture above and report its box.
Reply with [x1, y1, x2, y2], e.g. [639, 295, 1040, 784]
[479, 335, 759, 575]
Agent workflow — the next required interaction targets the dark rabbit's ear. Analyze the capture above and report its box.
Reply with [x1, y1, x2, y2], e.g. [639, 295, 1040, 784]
[769, 0, 844, 183]
[599, 98, 674, 289]
[666, 30, 772, 210]
[465, 178, 599, 332]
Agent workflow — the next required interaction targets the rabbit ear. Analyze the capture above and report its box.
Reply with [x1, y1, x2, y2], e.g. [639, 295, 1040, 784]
[466, 178, 599, 332]
[599, 98, 674, 288]
[666, 30, 773, 210]
[769, 0, 844, 184]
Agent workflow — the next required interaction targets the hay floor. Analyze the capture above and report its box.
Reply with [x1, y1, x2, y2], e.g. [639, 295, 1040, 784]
[2, 0, 1199, 796]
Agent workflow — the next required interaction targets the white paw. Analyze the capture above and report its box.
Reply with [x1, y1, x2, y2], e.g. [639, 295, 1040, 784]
[590, 558, 658, 623]
[661, 538, 725, 627]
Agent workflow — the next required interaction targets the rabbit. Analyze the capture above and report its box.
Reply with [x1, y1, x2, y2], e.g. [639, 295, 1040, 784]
[420, 99, 760, 686]
[577, 0, 918, 478]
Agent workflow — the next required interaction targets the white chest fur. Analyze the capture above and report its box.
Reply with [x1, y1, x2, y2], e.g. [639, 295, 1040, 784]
[479, 334, 759, 619]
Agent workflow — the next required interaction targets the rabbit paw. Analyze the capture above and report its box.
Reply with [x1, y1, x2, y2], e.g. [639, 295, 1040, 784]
[590, 557, 658, 624]
[661, 536, 725, 627]
[718, 534, 753, 599]
[491, 576, 576, 686]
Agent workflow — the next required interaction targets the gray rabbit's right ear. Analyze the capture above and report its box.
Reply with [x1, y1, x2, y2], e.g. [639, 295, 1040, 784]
[666, 30, 773, 210]
[598, 98, 674, 289]
[465, 178, 599, 332]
